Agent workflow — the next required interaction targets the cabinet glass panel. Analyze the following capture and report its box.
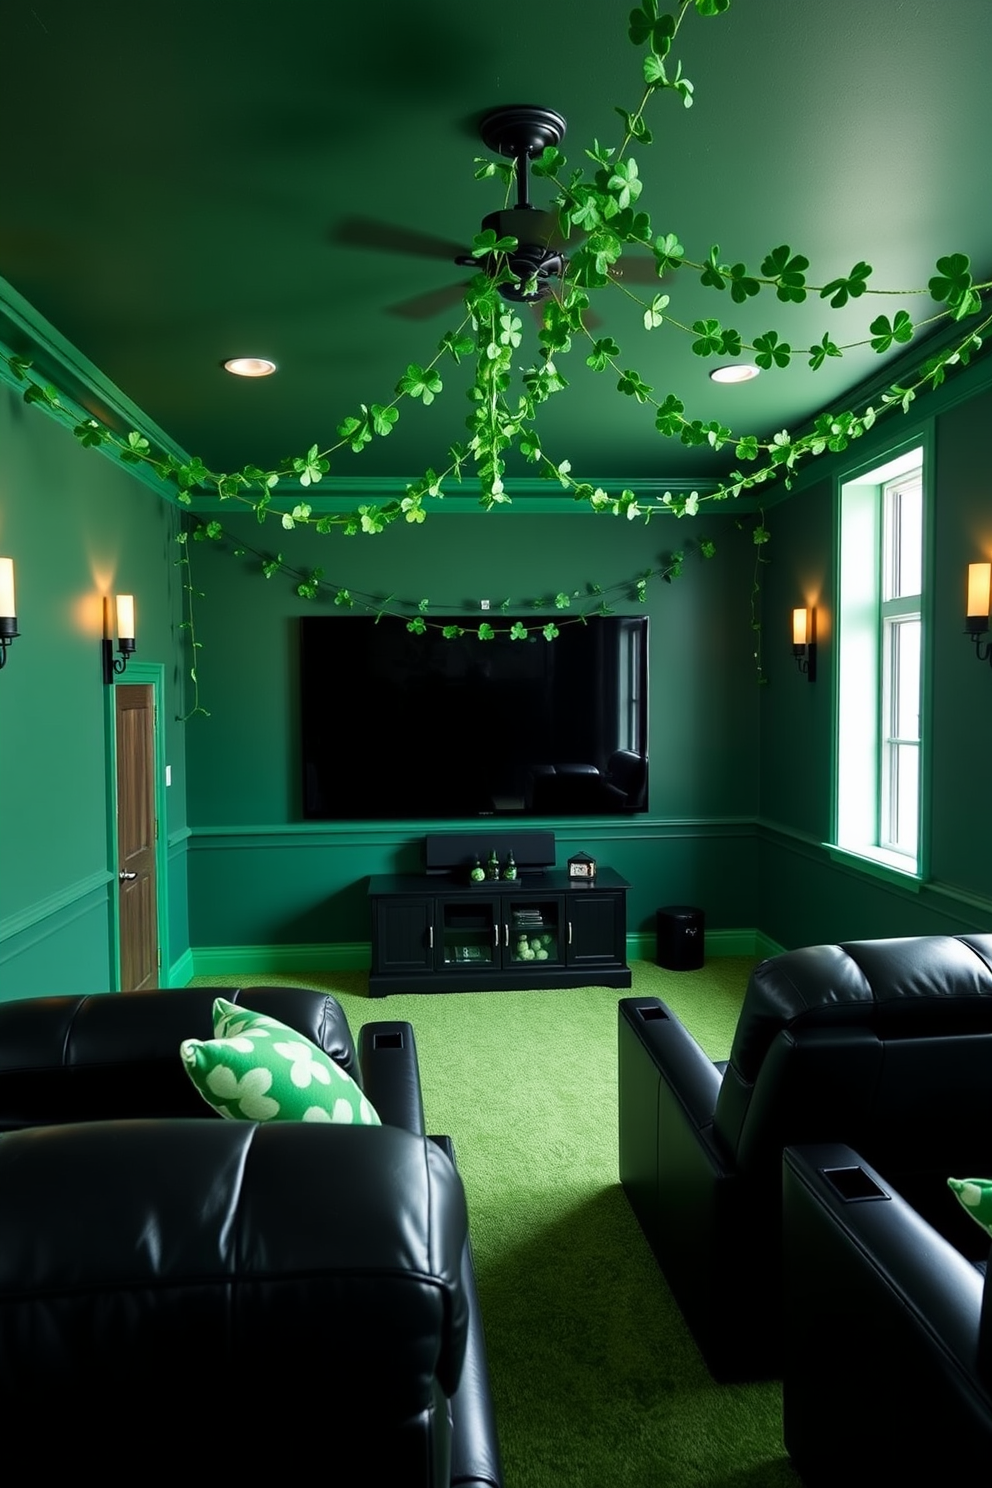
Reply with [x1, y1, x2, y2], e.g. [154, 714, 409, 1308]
[441, 900, 498, 966]
[508, 900, 561, 966]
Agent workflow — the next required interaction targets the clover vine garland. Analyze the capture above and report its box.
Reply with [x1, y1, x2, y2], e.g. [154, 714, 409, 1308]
[2, 0, 988, 717]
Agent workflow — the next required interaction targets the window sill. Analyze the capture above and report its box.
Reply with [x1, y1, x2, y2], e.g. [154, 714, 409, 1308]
[824, 843, 923, 892]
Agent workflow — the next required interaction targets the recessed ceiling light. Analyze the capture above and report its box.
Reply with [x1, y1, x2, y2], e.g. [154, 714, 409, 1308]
[710, 363, 760, 384]
[223, 357, 277, 378]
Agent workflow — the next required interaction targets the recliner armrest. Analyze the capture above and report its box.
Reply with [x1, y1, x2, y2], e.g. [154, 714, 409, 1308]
[619, 998, 723, 1130]
[430, 1135, 505, 1488]
[358, 1019, 426, 1135]
[783, 1142, 992, 1483]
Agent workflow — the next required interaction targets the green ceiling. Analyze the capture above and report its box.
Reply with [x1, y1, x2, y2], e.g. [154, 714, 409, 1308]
[3, 0, 992, 501]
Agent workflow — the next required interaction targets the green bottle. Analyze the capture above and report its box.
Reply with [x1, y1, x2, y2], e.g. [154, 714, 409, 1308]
[502, 848, 517, 880]
[469, 855, 485, 884]
[486, 848, 500, 880]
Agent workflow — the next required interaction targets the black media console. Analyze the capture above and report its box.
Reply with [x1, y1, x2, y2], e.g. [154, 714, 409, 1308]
[367, 832, 631, 996]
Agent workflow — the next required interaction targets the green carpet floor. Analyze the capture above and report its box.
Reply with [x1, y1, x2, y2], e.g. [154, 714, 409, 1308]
[191, 959, 803, 1488]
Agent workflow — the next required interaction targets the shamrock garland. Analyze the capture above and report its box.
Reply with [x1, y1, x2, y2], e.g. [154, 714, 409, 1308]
[2, 0, 988, 717]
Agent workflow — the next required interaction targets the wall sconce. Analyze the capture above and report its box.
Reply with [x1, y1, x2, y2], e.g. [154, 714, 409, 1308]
[102, 594, 136, 683]
[966, 562, 992, 665]
[792, 606, 817, 681]
[0, 558, 18, 670]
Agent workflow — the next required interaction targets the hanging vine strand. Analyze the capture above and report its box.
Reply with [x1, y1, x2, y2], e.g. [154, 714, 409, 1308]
[2, 0, 987, 535]
[2, 0, 983, 712]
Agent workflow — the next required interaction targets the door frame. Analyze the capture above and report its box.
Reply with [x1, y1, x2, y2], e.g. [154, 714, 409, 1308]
[104, 661, 169, 990]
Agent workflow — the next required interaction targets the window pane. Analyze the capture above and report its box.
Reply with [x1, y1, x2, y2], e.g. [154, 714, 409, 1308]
[837, 447, 925, 876]
[893, 618, 921, 740]
[892, 743, 919, 855]
[889, 478, 922, 598]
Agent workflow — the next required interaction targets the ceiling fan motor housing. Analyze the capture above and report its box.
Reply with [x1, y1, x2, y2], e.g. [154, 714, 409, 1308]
[455, 105, 570, 303]
[482, 208, 565, 301]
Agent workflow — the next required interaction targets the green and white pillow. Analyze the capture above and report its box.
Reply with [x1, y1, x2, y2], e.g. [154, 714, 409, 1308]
[180, 997, 380, 1126]
[947, 1176, 992, 1238]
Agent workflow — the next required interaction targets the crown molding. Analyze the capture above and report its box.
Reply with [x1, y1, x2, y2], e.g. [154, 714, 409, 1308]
[0, 275, 188, 503]
[7, 270, 987, 519]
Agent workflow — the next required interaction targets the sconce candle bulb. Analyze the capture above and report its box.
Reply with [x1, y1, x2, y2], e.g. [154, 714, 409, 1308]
[0, 557, 19, 670]
[966, 562, 991, 632]
[116, 594, 135, 643]
[792, 605, 816, 682]
[102, 592, 137, 683]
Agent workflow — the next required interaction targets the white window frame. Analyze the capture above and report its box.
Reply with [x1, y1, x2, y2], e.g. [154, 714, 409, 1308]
[830, 438, 931, 884]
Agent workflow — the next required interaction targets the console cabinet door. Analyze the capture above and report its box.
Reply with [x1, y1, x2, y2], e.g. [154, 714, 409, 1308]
[504, 896, 564, 971]
[437, 897, 500, 972]
[373, 897, 435, 975]
[566, 891, 626, 971]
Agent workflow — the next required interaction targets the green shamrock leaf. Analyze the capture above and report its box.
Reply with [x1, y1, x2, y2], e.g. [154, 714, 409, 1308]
[643, 293, 669, 329]
[471, 227, 517, 257]
[397, 363, 443, 404]
[655, 393, 685, 436]
[760, 244, 809, 303]
[819, 260, 872, 308]
[700, 245, 726, 291]
[371, 404, 399, 436]
[691, 318, 724, 356]
[617, 368, 653, 400]
[869, 310, 914, 354]
[586, 336, 621, 371]
[654, 232, 684, 272]
[292, 443, 330, 485]
[808, 333, 842, 370]
[73, 420, 105, 448]
[727, 263, 761, 303]
[338, 413, 372, 451]
[753, 330, 792, 369]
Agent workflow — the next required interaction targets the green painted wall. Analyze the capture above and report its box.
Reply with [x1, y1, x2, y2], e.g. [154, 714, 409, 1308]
[183, 509, 762, 947]
[5, 344, 992, 991]
[756, 378, 992, 945]
[0, 385, 189, 1000]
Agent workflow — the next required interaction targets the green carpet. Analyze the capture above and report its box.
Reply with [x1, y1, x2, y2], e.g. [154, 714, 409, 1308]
[190, 959, 802, 1488]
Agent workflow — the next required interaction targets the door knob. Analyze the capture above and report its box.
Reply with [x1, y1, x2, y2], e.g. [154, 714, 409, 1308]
[119, 870, 138, 882]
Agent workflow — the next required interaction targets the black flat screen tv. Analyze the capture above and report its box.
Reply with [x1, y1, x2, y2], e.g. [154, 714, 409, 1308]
[300, 613, 649, 821]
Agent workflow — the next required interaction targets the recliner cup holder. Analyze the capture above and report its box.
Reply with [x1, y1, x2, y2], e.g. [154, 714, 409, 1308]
[821, 1165, 889, 1202]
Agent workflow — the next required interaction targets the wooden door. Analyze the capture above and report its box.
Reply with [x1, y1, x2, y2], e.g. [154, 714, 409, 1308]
[116, 684, 158, 990]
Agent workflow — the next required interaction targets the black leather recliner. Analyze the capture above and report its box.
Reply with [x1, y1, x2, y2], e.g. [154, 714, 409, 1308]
[0, 985, 504, 1486]
[618, 932, 992, 1380]
[782, 1141, 992, 1483]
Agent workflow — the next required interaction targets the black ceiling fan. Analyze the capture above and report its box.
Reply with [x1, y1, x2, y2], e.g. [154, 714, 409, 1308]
[452, 104, 570, 306]
[334, 103, 665, 321]
[333, 104, 571, 320]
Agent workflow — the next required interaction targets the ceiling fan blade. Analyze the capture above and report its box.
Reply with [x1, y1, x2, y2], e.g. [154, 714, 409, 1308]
[332, 216, 468, 262]
[608, 254, 669, 285]
[387, 281, 474, 320]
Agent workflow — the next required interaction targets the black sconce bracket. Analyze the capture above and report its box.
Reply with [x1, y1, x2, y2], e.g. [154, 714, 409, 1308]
[966, 624, 992, 667]
[793, 642, 817, 682]
[102, 636, 136, 684]
[0, 615, 18, 670]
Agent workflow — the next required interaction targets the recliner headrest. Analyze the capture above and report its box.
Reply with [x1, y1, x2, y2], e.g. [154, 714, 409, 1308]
[730, 935, 992, 1084]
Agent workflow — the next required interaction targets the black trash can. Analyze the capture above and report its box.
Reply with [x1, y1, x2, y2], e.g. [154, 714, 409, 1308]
[656, 904, 705, 970]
